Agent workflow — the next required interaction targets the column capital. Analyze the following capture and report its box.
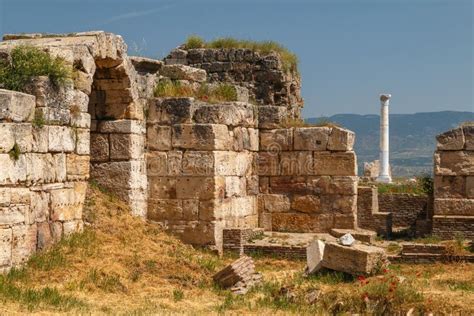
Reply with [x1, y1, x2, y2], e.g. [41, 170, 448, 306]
[380, 94, 391, 104]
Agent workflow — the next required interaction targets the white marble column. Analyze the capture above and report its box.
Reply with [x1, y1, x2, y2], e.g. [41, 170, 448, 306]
[377, 94, 392, 183]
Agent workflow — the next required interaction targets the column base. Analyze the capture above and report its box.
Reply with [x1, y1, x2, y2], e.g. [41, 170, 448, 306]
[376, 175, 392, 183]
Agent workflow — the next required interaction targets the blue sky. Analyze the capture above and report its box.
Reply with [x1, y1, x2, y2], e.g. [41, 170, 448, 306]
[0, 0, 472, 117]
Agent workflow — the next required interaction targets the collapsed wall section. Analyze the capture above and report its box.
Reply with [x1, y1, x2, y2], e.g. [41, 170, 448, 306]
[164, 48, 303, 119]
[257, 107, 358, 233]
[433, 126, 474, 239]
[146, 97, 259, 248]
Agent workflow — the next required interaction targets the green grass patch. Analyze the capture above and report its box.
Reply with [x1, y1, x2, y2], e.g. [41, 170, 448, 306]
[0, 45, 71, 92]
[437, 279, 474, 292]
[377, 175, 433, 195]
[307, 269, 355, 285]
[184, 35, 298, 73]
[154, 80, 238, 103]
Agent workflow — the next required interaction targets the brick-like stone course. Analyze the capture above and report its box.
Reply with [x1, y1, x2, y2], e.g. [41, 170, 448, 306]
[433, 126, 474, 239]
[378, 193, 430, 228]
[357, 186, 392, 236]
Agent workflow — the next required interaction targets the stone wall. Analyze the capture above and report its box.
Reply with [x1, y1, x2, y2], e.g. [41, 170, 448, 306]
[164, 47, 303, 119]
[357, 186, 392, 236]
[433, 126, 474, 239]
[257, 119, 358, 233]
[378, 193, 429, 228]
[0, 31, 149, 271]
[146, 97, 259, 248]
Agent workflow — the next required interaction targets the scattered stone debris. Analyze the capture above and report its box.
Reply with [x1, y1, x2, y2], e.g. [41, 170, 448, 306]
[213, 256, 262, 295]
[305, 289, 321, 305]
[322, 242, 388, 275]
[305, 239, 325, 274]
[339, 233, 355, 246]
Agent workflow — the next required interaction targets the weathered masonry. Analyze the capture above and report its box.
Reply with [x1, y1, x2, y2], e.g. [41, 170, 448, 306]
[433, 126, 474, 239]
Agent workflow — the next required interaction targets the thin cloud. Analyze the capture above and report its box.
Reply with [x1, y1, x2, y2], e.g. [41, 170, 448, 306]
[100, 5, 173, 26]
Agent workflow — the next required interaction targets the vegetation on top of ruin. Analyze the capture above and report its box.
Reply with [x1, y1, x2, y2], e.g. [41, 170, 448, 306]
[0, 183, 472, 314]
[377, 175, 433, 195]
[184, 35, 299, 73]
[460, 121, 474, 127]
[154, 79, 238, 103]
[0, 45, 71, 92]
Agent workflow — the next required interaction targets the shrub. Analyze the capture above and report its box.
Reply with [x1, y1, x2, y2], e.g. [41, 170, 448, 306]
[154, 80, 238, 103]
[8, 143, 21, 161]
[0, 45, 71, 92]
[183, 36, 298, 73]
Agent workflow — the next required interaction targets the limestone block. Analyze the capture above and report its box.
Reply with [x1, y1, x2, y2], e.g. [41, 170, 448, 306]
[147, 125, 172, 151]
[32, 126, 49, 153]
[73, 90, 90, 113]
[176, 176, 224, 200]
[436, 127, 465, 150]
[167, 151, 182, 176]
[259, 129, 293, 151]
[0, 123, 15, 153]
[50, 221, 63, 242]
[90, 133, 109, 162]
[257, 152, 280, 176]
[54, 153, 67, 182]
[214, 151, 253, 176]
[0, 205, 27, 225]
[269, 176, 309, 194]
[148, 199, 183, 221]
[271, 212, 334, 233]
[0, 228, 12, 268]
[434, 151, 474, 176]
[172, 124, 231, 150]
[99, 119, 145, 134]
[434, 198, 474, 216]
[48, 126, 75, 152]
[149, 98, 195, 125]
[47, 108, 70, 125]
[232, 127, 257, 151]
[328, 127, 355, 151]
[30, 191, 49, 223]
[193, 103, 256, 127]
[146, 152, 168, 176]
[0, 188, 10, 206]
[322, 195, 357, 214]
[183, 199, 199, 220]
[467, 176, 474, 198]
[0, 89, 36, 122]
[225, 176, 246, 198]
[10, 188, 30, 205]
[36, 222, 53, 250]
[258, 106, 288, 129]
[307, 176, 358, 196]
[246, 128, 259, 152]
[12, 224, 37, 266]
[281, 151, 313, 175]
[434, 175, 466, 198]
[463, 126, 474, 150]
[314, 152, 357, 176]
[148, 177, 177, 199]
[294, 127, 330, 151]
[161, 64, 207, 82]
[71, 112, 91, 129]
[262, 194, 290, 213]
[91, 161, 146, 192]
[0, 154, 27, 184]
[63, 220, 83, 236]
[321, 242, 387, 275]
[259, 176, 270, 194]
[66, 154, 90, 181]
[306, 239, 325, 274]
[110, 133, 143, 160]
[182, 151, 213, 176]
[291, 195, 321, 213]
[75, 128, 90, 155]
[333, 214, 357, 229]
[74, 70, 93, 94]
[246, 175, 259, 195]
[50, 186, 83, 221]
[12, 123, 33, 152]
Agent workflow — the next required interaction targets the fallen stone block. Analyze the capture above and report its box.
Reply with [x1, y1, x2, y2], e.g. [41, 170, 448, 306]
[330, 228, 376, 244]
[213, 255, 262, 295]
[305, 239, 325, 274]
[321, 242, 388, 275]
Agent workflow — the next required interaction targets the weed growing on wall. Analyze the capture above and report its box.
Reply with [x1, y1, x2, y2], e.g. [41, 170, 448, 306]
[0, 45, 71, 92]
[184, 35, 299, 73]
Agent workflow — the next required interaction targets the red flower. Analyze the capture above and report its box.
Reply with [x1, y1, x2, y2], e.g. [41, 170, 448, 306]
[358, 276, 366, 282]
[383, 269, 388, 274]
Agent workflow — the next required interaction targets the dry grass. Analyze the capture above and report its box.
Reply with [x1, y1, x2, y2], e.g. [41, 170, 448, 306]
[154, 80, 238, 104]
[1, 184, 473, 314]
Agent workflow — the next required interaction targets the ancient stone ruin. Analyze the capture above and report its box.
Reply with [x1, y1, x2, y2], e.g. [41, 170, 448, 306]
[0, 32, 473, 273]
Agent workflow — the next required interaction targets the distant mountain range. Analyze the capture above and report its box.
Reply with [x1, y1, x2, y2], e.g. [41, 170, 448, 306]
[306, 111, 474, 177]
